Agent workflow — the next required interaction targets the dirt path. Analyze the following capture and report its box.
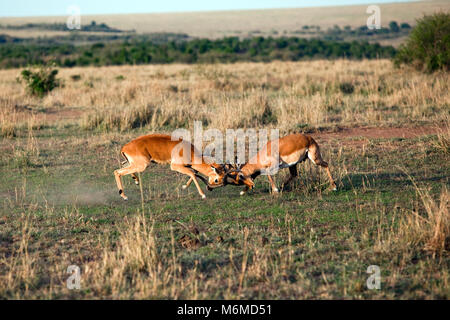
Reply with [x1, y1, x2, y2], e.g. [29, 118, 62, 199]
[314, 125, 441, 145]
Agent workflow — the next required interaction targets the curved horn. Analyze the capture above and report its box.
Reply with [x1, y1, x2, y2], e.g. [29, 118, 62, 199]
[224, 162, 238, 173]
[234, 155, 244, 170]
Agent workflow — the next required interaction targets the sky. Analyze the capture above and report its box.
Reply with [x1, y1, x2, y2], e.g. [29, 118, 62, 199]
[0, 0, 415, 17]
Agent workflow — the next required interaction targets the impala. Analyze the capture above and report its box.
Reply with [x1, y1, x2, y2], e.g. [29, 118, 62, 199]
[225, 133, 337, 195]
[114, 134, 228, 200]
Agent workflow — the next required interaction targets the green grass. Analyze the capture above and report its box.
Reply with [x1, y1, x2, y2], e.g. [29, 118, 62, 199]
[0, 125, 448, 299]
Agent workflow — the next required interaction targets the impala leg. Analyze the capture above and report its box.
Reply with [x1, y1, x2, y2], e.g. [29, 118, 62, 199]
[267, 175, 278, 193]
[131, 173, 140, 185]
[171, 164, 206, 199]
[182, 177, 193, 190]
[283, 165, 298, 189]
[308, 151, 337, 191]
[114, 164, 147, 200]
[183, 175, 212, 191]
[323, 165, 337, 191]
[240, 186, 249, 196]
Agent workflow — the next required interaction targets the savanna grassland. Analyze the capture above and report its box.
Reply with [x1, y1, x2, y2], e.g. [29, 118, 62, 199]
[0, 59, 449, 299]
[1, 0, 449, 40]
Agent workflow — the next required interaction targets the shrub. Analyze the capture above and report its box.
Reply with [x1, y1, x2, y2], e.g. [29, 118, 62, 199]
[19, 64, 61, 97]
[339, 82, 354, 95]
[394, 12, 450, 72]
[260, 104, 277, 125]
[70, 74, 81, 81]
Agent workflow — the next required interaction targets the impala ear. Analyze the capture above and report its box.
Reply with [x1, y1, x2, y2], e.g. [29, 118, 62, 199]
[211, 166, 217, 173]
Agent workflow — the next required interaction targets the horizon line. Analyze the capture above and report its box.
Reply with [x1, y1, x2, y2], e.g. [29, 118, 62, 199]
[0, 0, 419, 19]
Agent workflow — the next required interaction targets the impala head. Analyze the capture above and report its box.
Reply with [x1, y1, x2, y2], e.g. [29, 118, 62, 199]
[207, 164, 227, 188]
[223, 164, 255, 190]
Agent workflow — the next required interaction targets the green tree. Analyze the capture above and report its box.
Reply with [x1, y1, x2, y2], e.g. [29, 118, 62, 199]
[400, 23, 411, 29]
[389, 21, 400, 32]
[395, 12, 450, 72]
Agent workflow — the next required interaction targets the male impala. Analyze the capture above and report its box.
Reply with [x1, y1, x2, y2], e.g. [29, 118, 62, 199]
[114, 134, 227, 200]
[225, 133, 337, 195]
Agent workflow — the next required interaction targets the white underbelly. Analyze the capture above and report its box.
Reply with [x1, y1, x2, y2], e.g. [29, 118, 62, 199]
[278, 148, 308, 169]
[278, 161, 297, 169]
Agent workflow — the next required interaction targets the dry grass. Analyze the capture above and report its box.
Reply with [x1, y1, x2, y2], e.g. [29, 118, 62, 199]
[0, 134, 448, 299]
[0, 59, 449, 136]
[84, 214, 179, 298]
[433, 115, 450, 154]
[399, 177, 449, 257]
[1, 214, 37, 298]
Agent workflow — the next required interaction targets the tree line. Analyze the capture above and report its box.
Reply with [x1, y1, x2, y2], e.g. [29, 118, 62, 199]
[0, 21, 124, 33]
[0, 36, 396, 69]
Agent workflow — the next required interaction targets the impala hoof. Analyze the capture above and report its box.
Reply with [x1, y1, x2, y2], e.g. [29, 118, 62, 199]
[201, 194, 206, 199]
[182, 185, 187, 190]
[272, 188, 279, 194]
[240, 191, 246, 196]
[119, 190, 128, 200]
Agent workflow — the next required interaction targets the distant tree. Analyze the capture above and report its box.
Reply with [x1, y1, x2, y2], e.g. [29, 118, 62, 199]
[389, 21, 400, 32]
[400, 22, 411, 29]
[0, 34, 398, 69]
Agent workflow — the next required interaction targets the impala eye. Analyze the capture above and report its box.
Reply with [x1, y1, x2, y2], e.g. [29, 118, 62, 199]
[214, 178, 218, 183]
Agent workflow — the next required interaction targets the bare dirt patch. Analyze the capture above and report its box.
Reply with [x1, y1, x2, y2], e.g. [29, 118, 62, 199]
[314, 125, 440, 146]
[35, 107, 84, 123]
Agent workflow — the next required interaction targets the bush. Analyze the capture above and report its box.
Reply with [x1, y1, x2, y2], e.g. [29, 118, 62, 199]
[19, 64, 61, 97]
[339, 82, 355, 94]
[70, 74, 81, 81]
[260, 104, 277, 125]
[394, 12, 450, 72]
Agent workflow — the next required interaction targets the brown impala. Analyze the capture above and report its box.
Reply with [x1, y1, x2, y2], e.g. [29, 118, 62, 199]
[114, 134, 228, 200]
[225, 133, 337, 195]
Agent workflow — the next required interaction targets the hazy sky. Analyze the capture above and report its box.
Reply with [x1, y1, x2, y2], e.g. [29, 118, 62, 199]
[0, 0, 415, 17]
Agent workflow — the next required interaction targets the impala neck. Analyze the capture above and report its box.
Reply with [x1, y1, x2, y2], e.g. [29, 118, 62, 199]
[240, 163, 259, 177]
[191, 160, 214, 176]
